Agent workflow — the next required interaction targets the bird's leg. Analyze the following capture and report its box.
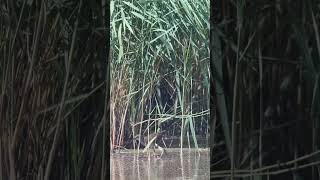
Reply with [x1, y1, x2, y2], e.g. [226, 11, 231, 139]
[161, 137, 167, 148]
[153, 145, 156, 153]
[155, 143, 166, 157]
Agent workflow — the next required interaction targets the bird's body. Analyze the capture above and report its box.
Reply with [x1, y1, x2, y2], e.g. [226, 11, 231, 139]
[134, 130, 167, 157]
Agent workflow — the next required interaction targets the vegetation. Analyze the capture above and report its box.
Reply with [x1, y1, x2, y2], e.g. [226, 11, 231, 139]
[0, 1, 107, 179]
[212, 0, 320, 179]
[110, 0, 210, 152]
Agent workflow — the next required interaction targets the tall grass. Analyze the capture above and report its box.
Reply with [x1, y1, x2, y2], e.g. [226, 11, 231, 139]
[212, 0, 320, 179]
[0, 1, 107, 179]
[110, 0, 210, 152]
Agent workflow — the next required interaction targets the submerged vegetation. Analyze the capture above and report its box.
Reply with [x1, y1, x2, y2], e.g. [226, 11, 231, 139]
[110, 0, 210, 152]
[212, 0, 320, 179]
[0, 1, 107, 179]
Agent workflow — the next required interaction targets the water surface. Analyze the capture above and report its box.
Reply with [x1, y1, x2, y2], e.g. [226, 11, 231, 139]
[110, 148, 210, 180]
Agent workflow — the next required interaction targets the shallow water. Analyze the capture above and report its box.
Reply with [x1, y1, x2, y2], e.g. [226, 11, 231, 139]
[110, 148, 210, 180]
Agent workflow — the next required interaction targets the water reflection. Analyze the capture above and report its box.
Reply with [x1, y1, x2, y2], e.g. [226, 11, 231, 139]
[110, 148, 210, 180]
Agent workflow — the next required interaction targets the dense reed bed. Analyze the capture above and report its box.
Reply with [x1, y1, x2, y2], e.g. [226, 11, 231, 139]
[110, 0, 210, 152]
[212, 0, 320, 179]
[0, 1, 107, 179]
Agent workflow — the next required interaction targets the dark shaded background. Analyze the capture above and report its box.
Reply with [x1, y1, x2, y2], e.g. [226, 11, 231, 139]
[0, 0, 108, 179]
[211, 0, 320, 179]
